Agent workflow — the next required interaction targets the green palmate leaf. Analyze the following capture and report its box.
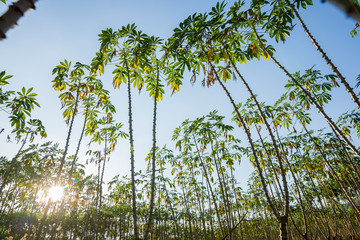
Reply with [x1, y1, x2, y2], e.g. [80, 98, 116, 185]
[356, 74, 360, 89]
[1, 0, 6, 4]
[63, 107, 73, 120]
[296, 0, 313, 9]
[0, 71, 12, 85]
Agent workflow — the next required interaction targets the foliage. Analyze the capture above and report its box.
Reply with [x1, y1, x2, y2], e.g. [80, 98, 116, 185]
[1, 0, 360, 239]
[351, 22, 359, 37]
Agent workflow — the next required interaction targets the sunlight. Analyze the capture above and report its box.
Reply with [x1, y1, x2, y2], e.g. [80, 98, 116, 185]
[47, 186, 64, 202]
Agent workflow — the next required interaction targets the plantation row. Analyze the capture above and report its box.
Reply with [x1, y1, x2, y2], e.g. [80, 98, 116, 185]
[1, 0, 360, 239]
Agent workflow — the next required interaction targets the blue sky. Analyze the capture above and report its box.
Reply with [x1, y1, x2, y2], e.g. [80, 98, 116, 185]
[0, 0, 359, 190]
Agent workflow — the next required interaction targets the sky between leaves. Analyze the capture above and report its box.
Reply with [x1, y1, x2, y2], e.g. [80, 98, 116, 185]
[0, 0, 359, 190]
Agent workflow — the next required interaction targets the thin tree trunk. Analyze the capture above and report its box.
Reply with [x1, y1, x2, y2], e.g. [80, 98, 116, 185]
[192, 134, 226, 237]
[299, 155, 331, 239]
[161, 173, 181, 239]
[0, 133, 28, 195]
[94, 155, 102, 239]
[0, 183, 18, 219]
[0, 181, 14, 217]
[190, 168, 208, 240]
[202, 47, 280, 222]
[26, 185, 39, 237]
[254, 124, 284, 203]
[208, 199, 216, 240]
[226, 47, 290, 220]
[49, 113, 88, 239]
[144, 62, 160, 240]
[211, 140, 232, 236]
[35, 89, 80, 240]
[100, 135, 107, 209]
[253, 27, 360, 160]
[303, 125, 360, 217]
[180, 179, 194, 240]
[286, 0, 360, 109]
[124, 55, 139, 240]
[273, 127, 309, 239]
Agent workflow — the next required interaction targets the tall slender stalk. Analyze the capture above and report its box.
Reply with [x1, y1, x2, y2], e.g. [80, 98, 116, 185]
[144, 62, 160, 240]
[0, 133, 28, 196]
[161, 171, 181, 239]
[224, 46, 289, 223]
[49, 112, 88, 239]
[284, 0, 360, 109]
[202, 46, 287, 237]
[303, 125, 360, 217]
[192, 134, 226, 237]
[253, 27, 360, 160]
[124, 54, 139, 240]
[35, 89, 80, 240]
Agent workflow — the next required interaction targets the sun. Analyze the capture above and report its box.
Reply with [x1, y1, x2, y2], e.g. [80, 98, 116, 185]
[47, 186, 64, 201]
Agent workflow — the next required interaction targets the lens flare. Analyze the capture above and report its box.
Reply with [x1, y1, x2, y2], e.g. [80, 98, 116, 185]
[47, 186, 64, 201]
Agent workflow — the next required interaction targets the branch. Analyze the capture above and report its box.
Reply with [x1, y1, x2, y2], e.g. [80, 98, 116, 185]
[324, 0, 360, 22]
[221, 212, 248, 240]
[0, 0, 38, 40]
